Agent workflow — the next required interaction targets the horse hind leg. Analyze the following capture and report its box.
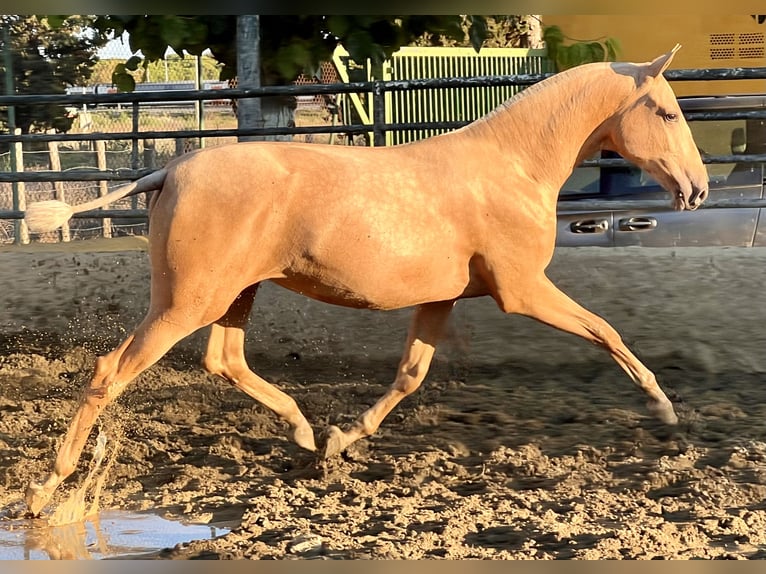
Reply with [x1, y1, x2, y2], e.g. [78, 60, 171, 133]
[322, 299, 455, 458]
[504, 275, 677, 424]
[25, 307, 204, 516]
[202, 284, 316, 452]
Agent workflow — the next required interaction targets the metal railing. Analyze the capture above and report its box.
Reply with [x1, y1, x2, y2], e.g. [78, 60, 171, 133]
[1, 65, 766, 242]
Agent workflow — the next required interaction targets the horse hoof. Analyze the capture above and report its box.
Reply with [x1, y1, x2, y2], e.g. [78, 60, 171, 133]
[648, 400, 678, 425]
[24, 482, 48, 517]
[291, 424, 317, 453]
[321, 425, 346, 459]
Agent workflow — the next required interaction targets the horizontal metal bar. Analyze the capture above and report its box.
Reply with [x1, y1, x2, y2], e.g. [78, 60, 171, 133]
[557, 197, 766, 211]
[684, 110, 766, 120]
[582, 154, 766, 167]
[4, 198, 766, 222]
[1, 76, 548, 106]
[664, 67, 766, 81]
[700, 154, 766, 165]
[2, 153, 764, 184]
[0, 169, 154, 182]
[0, 209, 148, 220]
[2, 106, 764, 145]
[0, 67, 763, 107]
[0, 124, 373, 144]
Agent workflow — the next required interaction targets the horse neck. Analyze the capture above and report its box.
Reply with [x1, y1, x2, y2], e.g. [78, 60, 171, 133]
[460, 64, 637, 187]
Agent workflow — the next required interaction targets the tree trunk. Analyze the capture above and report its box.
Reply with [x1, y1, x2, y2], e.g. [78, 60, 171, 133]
[526, 16, 544, 49]
[261, 96, 296, 142]
[235, 15, 295, 142]
[235, 15, 263, 142]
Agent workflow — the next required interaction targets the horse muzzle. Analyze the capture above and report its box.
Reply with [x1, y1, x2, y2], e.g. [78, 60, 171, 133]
[685, 186, 708, 211]
[674, 185, 708, 211]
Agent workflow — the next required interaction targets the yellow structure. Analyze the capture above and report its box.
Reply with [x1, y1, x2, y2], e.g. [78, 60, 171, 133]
[542, 15, 766, 96]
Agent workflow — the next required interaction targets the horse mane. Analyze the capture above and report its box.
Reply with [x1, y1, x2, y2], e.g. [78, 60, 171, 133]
[471, 61, 635, 130]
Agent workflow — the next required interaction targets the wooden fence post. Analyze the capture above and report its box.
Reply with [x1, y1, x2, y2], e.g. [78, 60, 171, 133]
[143, 138, 156, 169]
[95, 139, 112, 238]
[11, 128, 29, 245]
[47, 139, 71, 242]
[130, 102, 140, 211]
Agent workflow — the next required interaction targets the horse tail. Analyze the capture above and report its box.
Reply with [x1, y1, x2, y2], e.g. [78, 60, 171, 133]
[24, 168, 169, 233]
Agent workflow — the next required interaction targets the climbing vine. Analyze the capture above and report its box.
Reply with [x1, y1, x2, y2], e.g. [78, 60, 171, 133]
[543, 25, 620, 71]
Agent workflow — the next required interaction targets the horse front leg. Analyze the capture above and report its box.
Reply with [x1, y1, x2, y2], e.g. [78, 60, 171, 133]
[503, 275, 677, 424]
[322, 299, 455, 458]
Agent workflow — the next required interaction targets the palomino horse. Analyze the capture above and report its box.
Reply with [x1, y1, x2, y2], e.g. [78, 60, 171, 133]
[24, 46, 708, 515]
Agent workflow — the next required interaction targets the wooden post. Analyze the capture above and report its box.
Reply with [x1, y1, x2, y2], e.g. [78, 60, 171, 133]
[143, 138, 156, 170]
[130, 102, 140, 211]
[175, 138, 185, 157]
[95, 140, 112, 238]
[11, 129, 29, 244]
[47, 139, 70, 242]
[142, 138, 157, 216]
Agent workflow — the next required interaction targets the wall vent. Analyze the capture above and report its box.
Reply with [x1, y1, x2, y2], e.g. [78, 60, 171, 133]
[709, 32, 765, 60]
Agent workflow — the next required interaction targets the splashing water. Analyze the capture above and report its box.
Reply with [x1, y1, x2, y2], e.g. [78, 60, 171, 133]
[0, 429, 230, 559]
[48, 428, 118, 527]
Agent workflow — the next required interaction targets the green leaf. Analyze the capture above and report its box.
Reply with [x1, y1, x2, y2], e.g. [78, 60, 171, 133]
[41, 15, 67, 28]
[571, 44, 589, 65]
[157, 16, 188, 52]
[605, 38, 621, 61]
[467, 15, 489, 52]
[344, 29, 375, 64]
[273, 42, 311, 81]
[125, 55, 142, 71]
[438, 16, 467, 43]
[112, 69, 135, 92]
[556, 49, 572, 71]
[326, 15, 350, 39]
[543, 24, 619, 71]
[587, 42, 605, 63]
[542, 25, 564, 48]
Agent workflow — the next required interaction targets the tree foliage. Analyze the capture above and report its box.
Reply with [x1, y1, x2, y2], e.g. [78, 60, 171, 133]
[87, 16, 616, 92]
[412, 16, 539, 49]
[0, 15, 107, 134]
[89, 55, 222, 85]
[88, 16, 497, 91]
[543, 25, 620, 72]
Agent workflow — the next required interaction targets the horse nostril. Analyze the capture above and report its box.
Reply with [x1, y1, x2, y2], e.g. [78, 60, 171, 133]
[688, 188, 708, 209]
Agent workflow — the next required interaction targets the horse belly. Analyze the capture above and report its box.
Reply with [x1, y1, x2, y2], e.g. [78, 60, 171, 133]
[274, 247, 472, 310]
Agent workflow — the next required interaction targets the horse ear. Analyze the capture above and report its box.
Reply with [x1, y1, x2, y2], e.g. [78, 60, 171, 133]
[646, 44, 681, 78]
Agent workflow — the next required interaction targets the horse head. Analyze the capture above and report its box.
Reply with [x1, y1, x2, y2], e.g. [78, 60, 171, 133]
[605, 45, 709, 211]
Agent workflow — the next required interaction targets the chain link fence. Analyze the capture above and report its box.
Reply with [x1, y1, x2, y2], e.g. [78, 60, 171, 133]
[0, 68, 353, 244]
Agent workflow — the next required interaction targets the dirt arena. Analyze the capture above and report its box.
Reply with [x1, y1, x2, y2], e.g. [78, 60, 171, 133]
[1, 238, 765, 559]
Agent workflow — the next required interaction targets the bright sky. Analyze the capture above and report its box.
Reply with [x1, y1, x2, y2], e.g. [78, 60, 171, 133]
[97, 32, 211, 60]
[97, 32, 138, 59]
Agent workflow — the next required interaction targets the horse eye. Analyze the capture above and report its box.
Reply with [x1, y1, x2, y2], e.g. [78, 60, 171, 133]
[664, 112, 678, 122]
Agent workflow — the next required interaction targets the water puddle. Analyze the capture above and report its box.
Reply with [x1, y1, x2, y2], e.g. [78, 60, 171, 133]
[0, 509, 231, 560]
[1, 429, 229, 559]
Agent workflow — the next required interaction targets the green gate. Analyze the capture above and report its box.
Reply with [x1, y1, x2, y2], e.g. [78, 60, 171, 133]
[333, 46, 553, 146]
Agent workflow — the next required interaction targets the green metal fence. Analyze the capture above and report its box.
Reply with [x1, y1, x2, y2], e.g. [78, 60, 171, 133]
[342, 46, 553, 146]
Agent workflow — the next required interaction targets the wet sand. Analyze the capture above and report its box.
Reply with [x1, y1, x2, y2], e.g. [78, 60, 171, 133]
[1, 239, 765, 559]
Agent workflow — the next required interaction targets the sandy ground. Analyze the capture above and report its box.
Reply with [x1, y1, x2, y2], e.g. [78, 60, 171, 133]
[1, 237, 766, 559]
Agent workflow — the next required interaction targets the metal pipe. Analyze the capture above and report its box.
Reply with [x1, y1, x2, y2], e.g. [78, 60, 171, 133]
[2, 22, 22, 243]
